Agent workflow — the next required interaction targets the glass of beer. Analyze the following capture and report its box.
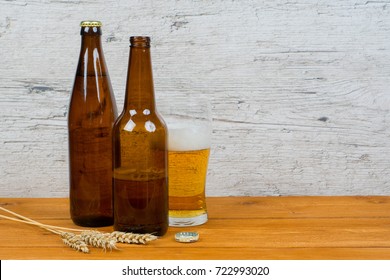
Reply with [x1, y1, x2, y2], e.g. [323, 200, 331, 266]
[158, 96, 211, 227]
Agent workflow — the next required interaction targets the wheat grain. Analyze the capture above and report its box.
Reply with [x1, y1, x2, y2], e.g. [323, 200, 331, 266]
[80, 230, 118, 251]
[61, 232, 89, 253]
[110, 231, 158, 244]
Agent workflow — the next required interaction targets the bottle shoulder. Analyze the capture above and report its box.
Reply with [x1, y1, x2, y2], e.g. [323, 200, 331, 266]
[114, 109, 167, 133]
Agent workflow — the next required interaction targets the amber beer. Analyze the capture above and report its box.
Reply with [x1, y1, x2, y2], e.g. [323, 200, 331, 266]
[168, 121, 211, 226]
[112, 36, 168, 236]
[68, 21, 117, 227]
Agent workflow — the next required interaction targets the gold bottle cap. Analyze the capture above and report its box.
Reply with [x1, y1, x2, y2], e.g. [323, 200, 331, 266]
[80, 21, 102, 27]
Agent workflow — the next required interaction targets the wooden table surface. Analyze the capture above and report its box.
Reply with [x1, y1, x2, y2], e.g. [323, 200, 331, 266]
[1, 196, 390, 260]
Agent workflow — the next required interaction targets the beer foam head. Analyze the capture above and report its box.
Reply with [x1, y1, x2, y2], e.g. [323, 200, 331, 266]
[167, 121, 211, 151]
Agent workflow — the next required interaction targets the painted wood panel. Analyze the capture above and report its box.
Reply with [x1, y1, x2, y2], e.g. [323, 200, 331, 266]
[0, 0, 389, 196]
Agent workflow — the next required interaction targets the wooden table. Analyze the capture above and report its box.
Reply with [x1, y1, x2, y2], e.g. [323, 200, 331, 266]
[1, 196, 390, 260]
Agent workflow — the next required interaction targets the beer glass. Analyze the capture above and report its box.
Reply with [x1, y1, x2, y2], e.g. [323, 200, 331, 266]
[158, 96, 211, 227]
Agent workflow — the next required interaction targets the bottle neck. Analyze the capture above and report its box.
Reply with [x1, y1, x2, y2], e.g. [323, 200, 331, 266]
[77, 27, 107, 76]
[124, 37, 156, 111]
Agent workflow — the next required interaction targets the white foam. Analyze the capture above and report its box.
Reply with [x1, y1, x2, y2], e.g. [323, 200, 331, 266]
[167, 121, 211, 151]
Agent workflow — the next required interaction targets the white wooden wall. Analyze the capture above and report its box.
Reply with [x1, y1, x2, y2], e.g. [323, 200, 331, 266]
[1, 0, 389, 197]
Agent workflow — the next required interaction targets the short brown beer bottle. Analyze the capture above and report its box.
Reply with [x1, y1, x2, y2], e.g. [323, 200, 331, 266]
[113, 36, 168, 236]
[68, 21, 118, 227]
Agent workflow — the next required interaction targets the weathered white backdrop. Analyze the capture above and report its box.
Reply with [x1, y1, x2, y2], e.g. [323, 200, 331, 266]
[0, 0, 389, 197]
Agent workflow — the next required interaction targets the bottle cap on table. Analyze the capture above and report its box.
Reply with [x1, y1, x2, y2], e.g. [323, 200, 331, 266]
[175, 232, 199, 243]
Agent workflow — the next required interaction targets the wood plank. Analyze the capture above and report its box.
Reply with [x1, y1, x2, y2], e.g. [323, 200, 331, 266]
[1, 197, 390, 260]
[2, 196, 390, 219]
[208, 196, 390, 218]
[1, 217, 390, 249]
[2, 247, 390, 260]
[0, 198, 72, 220]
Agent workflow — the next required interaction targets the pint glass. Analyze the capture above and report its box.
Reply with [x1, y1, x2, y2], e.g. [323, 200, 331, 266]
[159, 97, 211, 227]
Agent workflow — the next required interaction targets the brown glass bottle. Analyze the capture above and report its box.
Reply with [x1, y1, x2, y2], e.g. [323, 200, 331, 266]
[113, 36, 168, 236]
[68, 21, 118, 227]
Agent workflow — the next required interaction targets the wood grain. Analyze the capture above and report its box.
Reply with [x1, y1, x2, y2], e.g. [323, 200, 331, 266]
[1, 197, 390, 260]
[1, 0, 390, 197]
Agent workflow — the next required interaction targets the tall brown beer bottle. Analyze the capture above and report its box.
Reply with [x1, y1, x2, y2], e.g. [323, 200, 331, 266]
[68, 21, 118, 227]
[113, 36, 168, 236]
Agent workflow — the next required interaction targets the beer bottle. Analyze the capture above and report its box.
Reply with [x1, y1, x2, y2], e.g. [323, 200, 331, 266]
[113, 36, 168, 236]
[68, 21, 118, 227]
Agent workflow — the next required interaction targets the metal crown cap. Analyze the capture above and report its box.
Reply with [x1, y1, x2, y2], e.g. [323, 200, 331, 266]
[80, 21, 102, 27]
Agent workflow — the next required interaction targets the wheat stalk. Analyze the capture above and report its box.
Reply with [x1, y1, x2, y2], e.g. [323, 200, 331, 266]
[80, 230, 118, 251]
[0, 206, 158, 254]
[0, 206, 82, 232]
[0, 212, 91, 253]
[110, 231, 158, 244]
[61, 232, 90, 253]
